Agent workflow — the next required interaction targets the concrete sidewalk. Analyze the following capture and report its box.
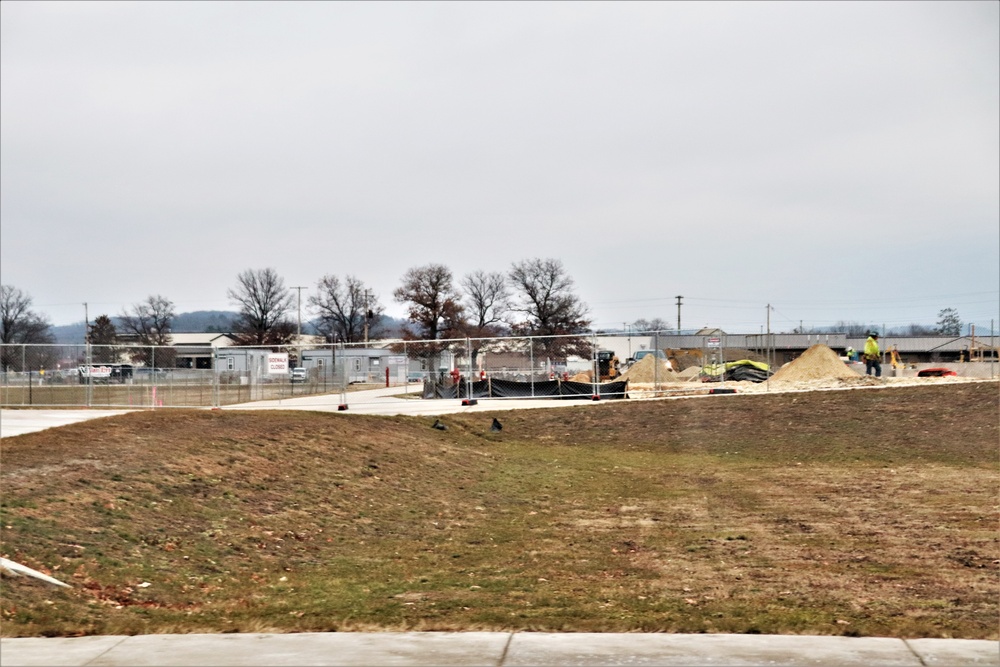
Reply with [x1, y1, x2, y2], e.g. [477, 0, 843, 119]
[0, 409, 134, 438]
[1, 632, 997, 666]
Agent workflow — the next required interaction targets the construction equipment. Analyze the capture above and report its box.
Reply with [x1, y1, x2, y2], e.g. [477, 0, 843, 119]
[596, 350, 621, 381]
[889, 346, 903, 370]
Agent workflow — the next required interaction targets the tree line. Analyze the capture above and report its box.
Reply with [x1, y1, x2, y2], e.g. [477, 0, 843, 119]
[0, 268, 969, 371]
[1, 258, 594, 364]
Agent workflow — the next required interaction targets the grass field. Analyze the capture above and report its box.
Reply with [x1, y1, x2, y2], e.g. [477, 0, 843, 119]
[1, 382, 997, 639]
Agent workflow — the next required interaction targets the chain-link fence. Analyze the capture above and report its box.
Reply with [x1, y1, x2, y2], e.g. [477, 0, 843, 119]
[0, 335, 657, 408]
[0, 343, 338, 408]
[1, 331, 995, 409]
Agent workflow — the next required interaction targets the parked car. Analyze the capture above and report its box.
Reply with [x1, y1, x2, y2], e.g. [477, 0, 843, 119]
[290, 367, 308, 383]
[631, 350, 667, 362]
[623, 349, 668, 370]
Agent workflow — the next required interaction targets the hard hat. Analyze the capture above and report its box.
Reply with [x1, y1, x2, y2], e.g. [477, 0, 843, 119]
[870, 332, 879, 338]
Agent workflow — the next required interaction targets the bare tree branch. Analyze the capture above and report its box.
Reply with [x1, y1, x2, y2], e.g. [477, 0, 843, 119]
[508, 258, 590, 358]
[119, 295, 175, 347]
[309, 275, 383, 343]
[227, 268, 294, 346]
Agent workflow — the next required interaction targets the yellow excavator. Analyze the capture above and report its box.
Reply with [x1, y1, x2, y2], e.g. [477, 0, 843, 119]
[889, 345, 903, 369]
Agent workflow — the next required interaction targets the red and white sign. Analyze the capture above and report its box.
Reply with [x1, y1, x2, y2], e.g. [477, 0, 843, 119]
[79, 365, 113, 379]
[267, 353, 289, 375]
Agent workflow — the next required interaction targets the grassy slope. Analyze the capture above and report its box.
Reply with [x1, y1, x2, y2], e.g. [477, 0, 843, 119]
[1, 382, 997, 638]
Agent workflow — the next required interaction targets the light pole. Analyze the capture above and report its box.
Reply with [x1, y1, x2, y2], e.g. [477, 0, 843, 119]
[83, 302, 91, 406]
[363, 289, 372, 345]
[291, 286, 307, 344]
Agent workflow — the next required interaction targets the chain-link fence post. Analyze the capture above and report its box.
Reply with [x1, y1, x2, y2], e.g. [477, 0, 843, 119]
[84, 341, 92, 407]
[529, 337, 535, 398]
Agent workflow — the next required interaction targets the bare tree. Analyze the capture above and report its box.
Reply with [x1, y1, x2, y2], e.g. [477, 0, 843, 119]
[458, 270, 510, 368]
[119, 295, 175, 366]
[119, 295, 175, 346]
[830, 321, 879, 336]
[0, 285, 54, 371]
[461, 270, 510, 337]
[902, 323, 936, 336]
[310, 275, 384, 343]
[508, 258, 591, 358]
[631, 318, 671, 333]
[394, 264, 465, 372]
[394, 264, 464, 341]
[228, 268, 294, 346]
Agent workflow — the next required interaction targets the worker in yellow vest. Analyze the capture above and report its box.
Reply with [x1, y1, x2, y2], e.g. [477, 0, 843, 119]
[863, 332, 881, 377]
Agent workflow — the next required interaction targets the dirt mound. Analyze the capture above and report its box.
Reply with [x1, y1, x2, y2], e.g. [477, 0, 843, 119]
[666, 350, 702, 371]
[678, 366, 702, 380]
[619, 353, 679, 383]
[770, 344, 860, 382]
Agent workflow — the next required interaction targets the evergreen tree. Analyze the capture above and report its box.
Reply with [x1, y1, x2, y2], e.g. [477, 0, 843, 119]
[936, 308, 961, 336]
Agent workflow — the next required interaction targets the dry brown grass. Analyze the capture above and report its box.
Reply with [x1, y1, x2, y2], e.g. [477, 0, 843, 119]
[1, 382, 997, 639]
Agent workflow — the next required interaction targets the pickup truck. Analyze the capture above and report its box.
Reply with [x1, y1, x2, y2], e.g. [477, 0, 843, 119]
[631, 350, 666, 362]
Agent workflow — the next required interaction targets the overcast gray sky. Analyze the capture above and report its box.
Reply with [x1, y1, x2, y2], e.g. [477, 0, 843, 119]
[2, 1, 998, 333]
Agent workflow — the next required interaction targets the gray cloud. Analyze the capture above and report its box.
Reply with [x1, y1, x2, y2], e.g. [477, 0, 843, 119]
[2, 1, 997, 331]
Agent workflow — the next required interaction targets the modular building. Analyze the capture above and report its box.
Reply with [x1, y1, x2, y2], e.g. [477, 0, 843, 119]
[299, 347, 409, 385]
[215, 349, 289, 383]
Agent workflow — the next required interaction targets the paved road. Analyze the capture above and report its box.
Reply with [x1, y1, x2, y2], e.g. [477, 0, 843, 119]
[222, 385, 636, 416]
[1, 631, 997, 666]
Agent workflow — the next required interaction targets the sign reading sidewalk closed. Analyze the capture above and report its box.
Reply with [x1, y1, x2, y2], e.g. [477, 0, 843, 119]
[267, 353, 289, 375]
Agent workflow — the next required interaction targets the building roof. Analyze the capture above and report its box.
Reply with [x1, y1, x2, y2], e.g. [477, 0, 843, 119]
[168, 333, 236, 347]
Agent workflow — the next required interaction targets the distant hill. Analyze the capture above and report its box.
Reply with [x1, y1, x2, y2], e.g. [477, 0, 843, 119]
[172, 311, 238, 333]
[50, 311, 239, 344]
[51, 322, 87, 344]
[50, 311, 408, 344]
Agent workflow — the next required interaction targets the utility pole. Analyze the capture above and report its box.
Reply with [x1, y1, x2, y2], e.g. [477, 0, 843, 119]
[766, 304, 772, 391]
[675, 295, 683, 333]
[363, 289, 372, 345]
[291, 287, 307, 344]
[83, 302, 91, 407]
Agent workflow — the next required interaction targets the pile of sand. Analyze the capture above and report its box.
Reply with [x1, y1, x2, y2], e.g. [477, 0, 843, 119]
[678, 366, 702, 380]
[770, 344, 860, 383]
[618, 353, 680, 383]
[666, 350, 702, 372]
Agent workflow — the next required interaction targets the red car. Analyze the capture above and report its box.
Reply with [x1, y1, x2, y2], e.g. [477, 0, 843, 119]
[916, 368, 957, 377]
